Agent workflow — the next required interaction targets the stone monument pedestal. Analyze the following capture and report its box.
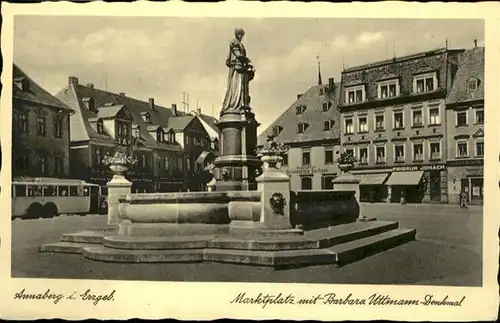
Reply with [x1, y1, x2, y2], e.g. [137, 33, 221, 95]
[214, 110, 261, 191]
[106, 174, 132, 225]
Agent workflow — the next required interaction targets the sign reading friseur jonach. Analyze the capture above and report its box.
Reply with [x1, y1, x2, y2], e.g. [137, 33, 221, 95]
[392, 164, 446, 172]
[284, 166, 331, 176]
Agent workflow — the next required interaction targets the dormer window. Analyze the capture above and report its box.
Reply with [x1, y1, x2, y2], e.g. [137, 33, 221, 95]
[345, 85, 365, 104]
[322, 101, 333, 112]
[378, 79, 399, 99]
[96, 119, 104, 134]
[82, 97, 95, 111]
[272, 125, 283, 136]
[295, 105, 307, 115]
[142, 112, 151, 123]
[116, 121, 130, 145]
[323, 120, 335, 131]
[413, 72, 437, 93]
[467, 77, 479, 91]
[133, 126, 140, 138]
[14, 77, 29, 92]
[156, 129, 163, 142]
[297, 122, 309, 134]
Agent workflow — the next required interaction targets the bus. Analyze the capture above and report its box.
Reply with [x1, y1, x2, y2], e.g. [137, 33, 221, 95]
[12, 177, 101, 219]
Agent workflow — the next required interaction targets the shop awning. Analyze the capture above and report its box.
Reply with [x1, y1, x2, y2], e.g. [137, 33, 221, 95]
[386, 171, 424, 186]
[359, 173, 389, 185]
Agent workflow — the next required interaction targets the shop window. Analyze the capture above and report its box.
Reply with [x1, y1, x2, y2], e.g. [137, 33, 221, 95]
[301, 177, 312, 190]
[471, 178, 483, 200]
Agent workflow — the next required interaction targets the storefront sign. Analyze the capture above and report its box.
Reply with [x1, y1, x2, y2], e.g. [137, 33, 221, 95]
[466, 168, 483, 176]
[392, 164, 446, 172]
[447, 159, 484, 167]
[285, 166, 330, 176]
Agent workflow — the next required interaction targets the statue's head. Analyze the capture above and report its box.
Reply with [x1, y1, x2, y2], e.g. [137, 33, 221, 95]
[234, 28, 245, 40]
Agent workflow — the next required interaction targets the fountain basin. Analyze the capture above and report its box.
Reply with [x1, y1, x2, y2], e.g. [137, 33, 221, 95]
[119, 191, 261, 224]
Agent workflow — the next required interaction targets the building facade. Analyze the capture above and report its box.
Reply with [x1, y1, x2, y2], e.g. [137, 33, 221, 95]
[338, 48, 465, 203]
[445, 46, 484, 205]
[12, 64, 74, 179]
[258, 78, 342, 190]
[55, 76, 215, 193]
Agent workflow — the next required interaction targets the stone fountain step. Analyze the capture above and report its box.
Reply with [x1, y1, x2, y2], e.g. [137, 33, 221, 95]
[204, 228, 416, 268]
[40, 242, 96, 254]
[82, 246, 204, 263]
[331, 228, 416, 266]
[103, 235, 213, 250]
[98, 221, 398, 251]
[75, 228, 415, 267]
[60, 231, 114, 244]
[307, 220, 399, 248]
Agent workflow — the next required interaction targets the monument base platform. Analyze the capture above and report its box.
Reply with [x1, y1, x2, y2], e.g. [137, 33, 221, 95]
[40, 220, 416, 269]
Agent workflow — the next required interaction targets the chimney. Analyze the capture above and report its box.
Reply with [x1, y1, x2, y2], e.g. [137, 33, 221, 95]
[328, 77, 335, 91]
[68, 76, 79, 85]
[119, 92, 126, 96]
[149, 98, 155, 109]
[171, 104, 177, 116]
[87, 83, 94, 89]
[197, 108, 201, 115]
[474, 39, 478, 48]
[297, 93, 303, 100]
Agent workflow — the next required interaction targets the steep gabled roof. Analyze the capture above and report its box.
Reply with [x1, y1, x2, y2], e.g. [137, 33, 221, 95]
[167, 116, 195, 132]
[257, 83, 341, 146]
[446, 47, 485, 105]
[13, 64, 73, 113]
[54, 82, 184, 151]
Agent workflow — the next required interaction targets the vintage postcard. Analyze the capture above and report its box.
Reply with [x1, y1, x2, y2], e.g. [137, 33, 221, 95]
[0, 1, 499, 321]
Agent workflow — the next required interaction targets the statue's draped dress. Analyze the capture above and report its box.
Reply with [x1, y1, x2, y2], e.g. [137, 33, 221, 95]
[221, 38, 249, 115]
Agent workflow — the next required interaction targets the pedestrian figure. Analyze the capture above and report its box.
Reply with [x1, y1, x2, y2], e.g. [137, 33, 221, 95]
[460, 190, 468, 209]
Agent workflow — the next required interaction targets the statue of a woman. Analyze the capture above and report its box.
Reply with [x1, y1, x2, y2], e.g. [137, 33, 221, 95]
[220, 28, 255, 116]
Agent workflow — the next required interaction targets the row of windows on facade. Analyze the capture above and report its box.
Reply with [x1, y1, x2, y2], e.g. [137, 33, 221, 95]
[343, 106, 483, 134]
[97, 120, 210, 149]
[93, 148, 202, 173]
[299, 175, 337, 190]
[295, 101, 333, 115]
[343, 72, 468, 104]
[280, 139, 484, 167]
[15, 155, 64, 175]
[14, 111, 65, 138]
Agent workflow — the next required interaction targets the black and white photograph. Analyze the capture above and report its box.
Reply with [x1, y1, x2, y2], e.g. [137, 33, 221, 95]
[0, 2, 499, 321]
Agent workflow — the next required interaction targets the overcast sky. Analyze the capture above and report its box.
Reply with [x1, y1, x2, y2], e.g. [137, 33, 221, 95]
[14, 17, 483, 133]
